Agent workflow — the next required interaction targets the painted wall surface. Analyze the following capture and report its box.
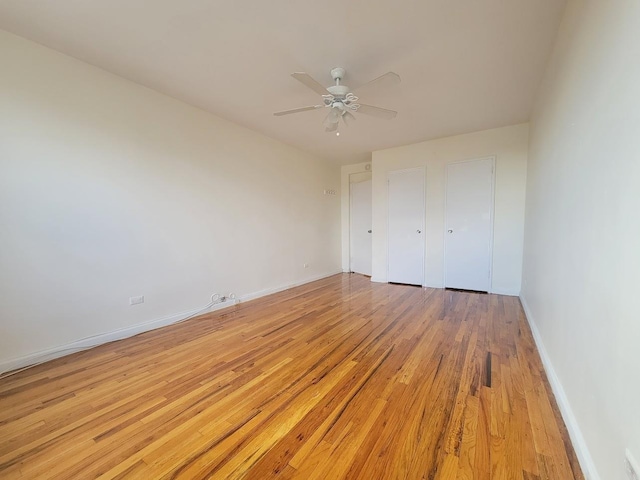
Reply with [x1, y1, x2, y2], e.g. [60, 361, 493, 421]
[0, 31, 341, 367]
[521, 1, 640, 478]
[371, 124, 528, 294]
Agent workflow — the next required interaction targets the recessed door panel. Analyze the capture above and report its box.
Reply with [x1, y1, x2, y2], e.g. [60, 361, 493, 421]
[445, 158, 494, 292]
[350, 179, 372, 276]
[388, 169, 425, 286]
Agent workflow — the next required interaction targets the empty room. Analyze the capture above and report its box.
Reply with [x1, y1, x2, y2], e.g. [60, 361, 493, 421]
[0, 1, 638, 479]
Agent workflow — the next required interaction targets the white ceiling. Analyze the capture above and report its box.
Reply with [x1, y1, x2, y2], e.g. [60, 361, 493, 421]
[0, 0, 566, 164]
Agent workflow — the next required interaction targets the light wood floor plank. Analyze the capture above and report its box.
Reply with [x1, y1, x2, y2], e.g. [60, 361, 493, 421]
[0, 274, 583, 479]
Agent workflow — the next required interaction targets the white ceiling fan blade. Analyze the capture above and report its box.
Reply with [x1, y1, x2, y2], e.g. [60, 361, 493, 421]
[343, 110, 356, 126]
[325, 122, 338, 132]
[357, 104, 398, 120]
[273, 105, 323, 116]
[354, 72, 401, 93]
[291, 72, 329, 96]
[325, 108, 340, 124]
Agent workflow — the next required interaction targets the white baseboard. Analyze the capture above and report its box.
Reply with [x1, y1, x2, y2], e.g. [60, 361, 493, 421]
[0, 299, 238, 375]
[0, 270, 342, 375]
[490, 287, 521, 296]
[519, 294, 600, 480]
[237, 270, 342, 303]
[370, 276, 387, 283]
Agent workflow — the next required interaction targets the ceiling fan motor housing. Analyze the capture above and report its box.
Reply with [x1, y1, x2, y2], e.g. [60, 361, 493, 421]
[327, 85, 350, 97]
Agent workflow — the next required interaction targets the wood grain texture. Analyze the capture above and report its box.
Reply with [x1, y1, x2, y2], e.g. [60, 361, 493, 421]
[0, 274, 583, 479]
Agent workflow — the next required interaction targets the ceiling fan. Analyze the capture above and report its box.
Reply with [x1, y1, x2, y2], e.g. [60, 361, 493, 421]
[274, 67, 400, 134]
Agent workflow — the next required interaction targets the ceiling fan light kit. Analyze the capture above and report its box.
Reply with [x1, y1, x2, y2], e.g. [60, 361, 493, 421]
[274, 67, 400, 134]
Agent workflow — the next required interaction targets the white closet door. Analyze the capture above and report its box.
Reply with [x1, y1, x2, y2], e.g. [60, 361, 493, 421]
[350, 179, 372, 276]
[388, 168, 425, 286]
[445, 157, 495, 292]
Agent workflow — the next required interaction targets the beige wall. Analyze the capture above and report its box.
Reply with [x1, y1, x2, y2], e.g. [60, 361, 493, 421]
[0, 31, 341, 370]
[521, 1, 640, 478]
[371, 124, 528, 294]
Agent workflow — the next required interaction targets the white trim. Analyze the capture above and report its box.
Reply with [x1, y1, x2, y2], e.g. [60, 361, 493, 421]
[519, 294, 601, 480]
[443, 156, 496, 293]
[0, 270, 342, 375]
[489, 288, 520, 297]
[236, 270, 342, 303]
[386, 166, 426, 287]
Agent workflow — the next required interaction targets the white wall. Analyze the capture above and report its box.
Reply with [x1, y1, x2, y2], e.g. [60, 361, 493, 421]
[0, 30, 341, 370]
[521, 1, 640, 479]
[370, 124, 528, 294]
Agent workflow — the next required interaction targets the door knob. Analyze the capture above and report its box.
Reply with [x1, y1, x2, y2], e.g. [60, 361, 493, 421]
[367, 230, 372, 233]
[447, 229, 453, 233]
[417, 229, 422, 234]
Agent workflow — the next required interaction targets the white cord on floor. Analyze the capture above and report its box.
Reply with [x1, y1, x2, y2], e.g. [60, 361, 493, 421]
[0, 293, 231, 380]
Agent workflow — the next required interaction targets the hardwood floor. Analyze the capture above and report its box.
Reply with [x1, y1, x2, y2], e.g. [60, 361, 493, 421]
[0, 274, 583, 479]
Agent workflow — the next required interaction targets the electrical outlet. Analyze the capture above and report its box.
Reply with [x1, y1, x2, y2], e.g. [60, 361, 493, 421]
[303, 263, 309, 268]
[217, 293, 237, 304]
[129, 295, 144, 306]
[626, 450, 640, 480]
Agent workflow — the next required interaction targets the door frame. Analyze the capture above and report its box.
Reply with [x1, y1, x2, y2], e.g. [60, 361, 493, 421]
[443, 156, 496, 292]
[386, 166, 427, 287]
[349, 176, 372, 275]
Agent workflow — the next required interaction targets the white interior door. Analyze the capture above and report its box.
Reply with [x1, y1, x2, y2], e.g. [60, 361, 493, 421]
[388, 168, 425, 286]
[350, 179, 372, 276]
[445, 157, 495, 292]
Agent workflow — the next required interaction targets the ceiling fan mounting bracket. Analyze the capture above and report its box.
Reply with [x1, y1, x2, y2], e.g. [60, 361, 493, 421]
[330, 67, 345, 82]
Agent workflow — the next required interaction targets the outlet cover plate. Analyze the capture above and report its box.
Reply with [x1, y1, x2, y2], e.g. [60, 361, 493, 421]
[129, 295, 144, 306]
